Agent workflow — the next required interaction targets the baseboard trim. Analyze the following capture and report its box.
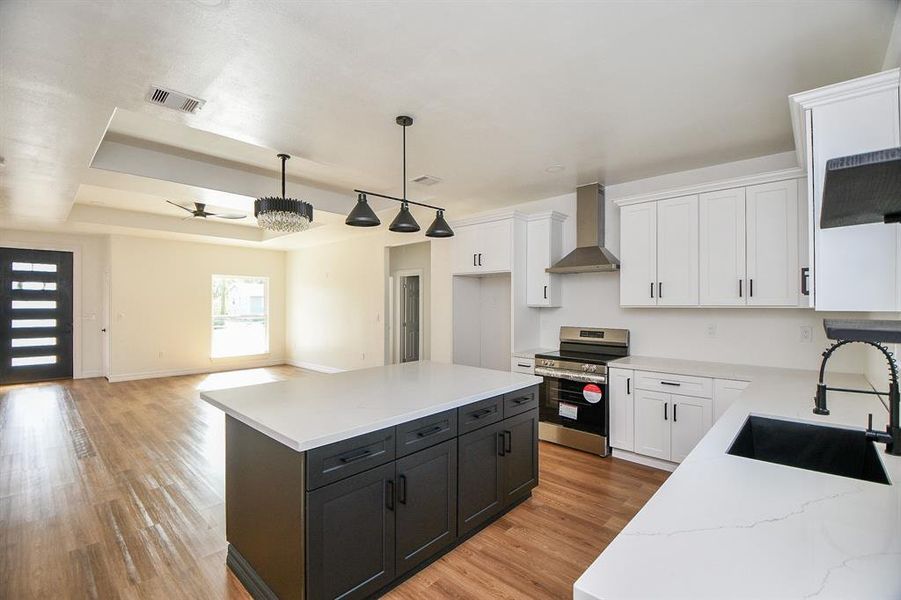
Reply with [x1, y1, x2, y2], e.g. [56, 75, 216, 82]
[285, 359, 345, 374]
[227, 544, 278, 600]
[107, 358, 286, 383]
[611, 448, 678, 472]
[77, 370, 104, 379]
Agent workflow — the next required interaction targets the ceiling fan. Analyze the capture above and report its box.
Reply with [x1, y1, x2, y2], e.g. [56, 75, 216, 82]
[166, 200, 246, 220]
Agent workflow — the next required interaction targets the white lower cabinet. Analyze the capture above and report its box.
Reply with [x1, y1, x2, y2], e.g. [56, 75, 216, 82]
[634, 389, 671, 460]
[713, 379, 749, 421]
[669, 394, 712, 462]
[608, 368, 634, 452]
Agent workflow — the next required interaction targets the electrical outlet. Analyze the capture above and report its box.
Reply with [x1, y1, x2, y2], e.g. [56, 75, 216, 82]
[706, 323, 717, 338]
[800, 325, 813, 343]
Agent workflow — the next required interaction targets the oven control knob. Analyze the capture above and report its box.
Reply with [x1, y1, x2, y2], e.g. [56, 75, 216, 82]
[589, 365, 598, 373]
[582, 364, 589, 372]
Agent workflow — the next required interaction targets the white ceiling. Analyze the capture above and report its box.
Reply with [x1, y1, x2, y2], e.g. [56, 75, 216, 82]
[0, 0, 898, 247]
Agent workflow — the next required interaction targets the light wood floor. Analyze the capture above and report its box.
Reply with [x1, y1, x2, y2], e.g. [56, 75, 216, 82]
[0, 367, 668, 599]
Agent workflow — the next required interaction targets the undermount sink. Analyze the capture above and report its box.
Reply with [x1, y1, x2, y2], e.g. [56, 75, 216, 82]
[727, 416, 890, 485]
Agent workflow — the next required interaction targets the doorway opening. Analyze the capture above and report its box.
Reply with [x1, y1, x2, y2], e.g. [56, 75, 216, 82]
[0, 247, 74, 384]
[386, 242, 430, 364]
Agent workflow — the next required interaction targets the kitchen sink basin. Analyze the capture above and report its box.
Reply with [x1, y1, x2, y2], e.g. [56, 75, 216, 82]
[727, 415, 890, 485]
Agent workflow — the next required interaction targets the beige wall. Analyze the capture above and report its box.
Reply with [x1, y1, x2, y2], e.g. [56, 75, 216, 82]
[107, 235, 286, 380]
[1, 228, 108, 378]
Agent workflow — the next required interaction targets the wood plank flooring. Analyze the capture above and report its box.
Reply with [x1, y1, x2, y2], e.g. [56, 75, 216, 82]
[0, 367, 668, 599]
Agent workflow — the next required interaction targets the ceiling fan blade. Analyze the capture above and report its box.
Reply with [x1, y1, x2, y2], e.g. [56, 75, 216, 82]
[212, 213, 247, 220]
[166, 200, 195, 213]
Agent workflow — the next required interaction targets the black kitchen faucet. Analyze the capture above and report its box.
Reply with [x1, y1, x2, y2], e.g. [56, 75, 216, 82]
[813, 336, 901, 456]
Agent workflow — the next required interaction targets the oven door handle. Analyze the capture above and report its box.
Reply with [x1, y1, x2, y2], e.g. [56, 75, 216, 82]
[534, 366, 606, 384]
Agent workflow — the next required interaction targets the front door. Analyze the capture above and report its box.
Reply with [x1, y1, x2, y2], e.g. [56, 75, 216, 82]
[0, 247, 74, 384]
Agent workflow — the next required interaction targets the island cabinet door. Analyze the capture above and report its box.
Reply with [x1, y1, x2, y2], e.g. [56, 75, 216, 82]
[457, 420, 505, 536]
[501, 409, 539, 505]
[306, 462, 396, 600]
[395, 439, 458, 577]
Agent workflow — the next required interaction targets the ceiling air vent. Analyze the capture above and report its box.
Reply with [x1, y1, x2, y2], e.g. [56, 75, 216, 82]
[410, 174, 442, 186]
[145, 85, 206, 114]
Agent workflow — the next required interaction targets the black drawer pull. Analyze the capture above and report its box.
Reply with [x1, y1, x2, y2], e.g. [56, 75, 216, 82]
[510, 396, 531, 405]
[517, 363, 530, 368]
[416, 424, 443, 438]
[660, 381, 681, 387]
[386, 480, 395, 510]
[339, 448, 373, 463]
[470, 408, 493, 420]
[497, 431, 505, 456]
[398, 474, 407, 504]
[504, 430, 512, 453]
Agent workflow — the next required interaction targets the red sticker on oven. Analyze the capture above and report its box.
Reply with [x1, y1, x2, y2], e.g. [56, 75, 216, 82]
[583, 383, 603, 404]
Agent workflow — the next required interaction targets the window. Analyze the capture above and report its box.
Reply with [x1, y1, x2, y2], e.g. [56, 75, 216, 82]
[211, 275, 269, 358]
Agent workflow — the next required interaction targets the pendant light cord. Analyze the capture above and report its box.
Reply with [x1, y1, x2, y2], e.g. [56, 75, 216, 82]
[281, 154, 287, 198]
[402, 124, 406, 201]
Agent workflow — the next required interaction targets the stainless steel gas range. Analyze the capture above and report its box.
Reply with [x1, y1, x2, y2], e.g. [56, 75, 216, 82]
[534, 326, 630, 456]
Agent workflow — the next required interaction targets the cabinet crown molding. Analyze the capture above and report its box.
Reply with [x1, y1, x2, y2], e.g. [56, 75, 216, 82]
[612, 169, 804, 207]
[525, 210, 568, 222]
[450, 209, 526, 228]
[789, 68, 901, 171]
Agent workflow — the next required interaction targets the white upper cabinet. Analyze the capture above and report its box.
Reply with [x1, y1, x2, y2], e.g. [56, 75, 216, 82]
[746, 179, 799, 306]
[699, 188, 746, 305]
[451, 218, 513, 275]
[620, 202, 658, 306]
[656, 195, 699, 306]
[790, 69, 901, 312]
[526, 213, 564, 307]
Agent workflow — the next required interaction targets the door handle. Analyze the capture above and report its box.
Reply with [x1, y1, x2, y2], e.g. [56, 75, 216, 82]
[497, 431, 506, 456]
[398, 474, 407, 504]
[749, 278, 754, 297]
[473, 254, 477, 267]
[339, 448, 372, 463]
[504, 430, 512, 454]
[386, 480, 395, 511]
[801, 267, 810, 296]
[664, 402, 668, 421]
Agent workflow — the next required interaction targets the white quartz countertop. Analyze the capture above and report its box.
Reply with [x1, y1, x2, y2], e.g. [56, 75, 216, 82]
[200, 361, 542, 452]
[609, 354, 774, 381]
[512, 347, 554, 359]
[575, 366, 901, 599]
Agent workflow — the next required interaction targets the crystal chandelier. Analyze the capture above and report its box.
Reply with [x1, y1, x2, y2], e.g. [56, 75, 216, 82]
[255, 154, 314, 233]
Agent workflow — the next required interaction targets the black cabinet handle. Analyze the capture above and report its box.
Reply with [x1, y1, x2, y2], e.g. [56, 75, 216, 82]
[543, 285, 547, 299]
[511, 395, 531, 405]
[340, 448, 372, 463]
[658, 282, 663, 298]
[386, 480, 395, 510]
[650, 282, 654, 298]
[749, 278, 754, 297]
[673, 404, 678, 422]
[660, 381, 681, 387]
[739, 279, 743, 298]
[478, 253, 482, 266]
[470, 408, 493, 420]
[664, 402, 668, 421]
[416, 424, 443, 438]
[504, 430, 512, 453]
[497, 431, 506, 456]
[517, 363, 530, 368]
[473, 254, 477, 267]
[801, 267, 810, 296]
[626, 377, 631, 395]
[398, 474, 407, 504]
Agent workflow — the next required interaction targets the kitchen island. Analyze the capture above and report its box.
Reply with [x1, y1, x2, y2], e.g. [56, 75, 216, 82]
[575, 361, 901, 599]
[201, 361, 542, 600]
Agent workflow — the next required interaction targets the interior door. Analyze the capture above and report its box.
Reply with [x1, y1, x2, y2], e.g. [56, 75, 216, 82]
[400, 275, 420, 363]
[656, 195, 699, 306]
[634, 389, 671, 460]
[699, 188, 746, 305]
[619, 202, 658, 306]
[746, 179, 799, 306]
[670, 393, 712, 462]
[0, 247, 74, 384]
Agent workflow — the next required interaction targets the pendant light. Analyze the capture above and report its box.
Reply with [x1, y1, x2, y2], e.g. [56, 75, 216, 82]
[349, 116, 454, 238]
[255, 154, 314, 233]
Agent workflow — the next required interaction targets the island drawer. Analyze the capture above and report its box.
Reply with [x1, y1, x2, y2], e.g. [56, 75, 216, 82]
[458, 395, 504, 434]
[504, 386, 538, 417]
[306, 426, 396, 490]
[396, 409, 457, 458]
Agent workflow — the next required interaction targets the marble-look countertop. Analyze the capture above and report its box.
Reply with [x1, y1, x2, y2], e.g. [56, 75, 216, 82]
[201, 361, 542, 452]
[574, 366, 901, 599]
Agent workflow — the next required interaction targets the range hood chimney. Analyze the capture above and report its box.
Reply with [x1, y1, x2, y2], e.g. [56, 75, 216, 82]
[547, 183, 620, 273]
[820, 147, 901, 228]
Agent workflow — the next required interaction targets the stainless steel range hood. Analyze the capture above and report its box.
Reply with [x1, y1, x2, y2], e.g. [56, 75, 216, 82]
[547, 183, 620, 273]
[821, 147, 901, 228]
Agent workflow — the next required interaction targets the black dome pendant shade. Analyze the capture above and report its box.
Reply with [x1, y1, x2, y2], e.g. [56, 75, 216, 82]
[425, 209, 454, 238]
[345, 193, 380, 227]
[349, 115, 453, 237]
[389, 201, 420, 233]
